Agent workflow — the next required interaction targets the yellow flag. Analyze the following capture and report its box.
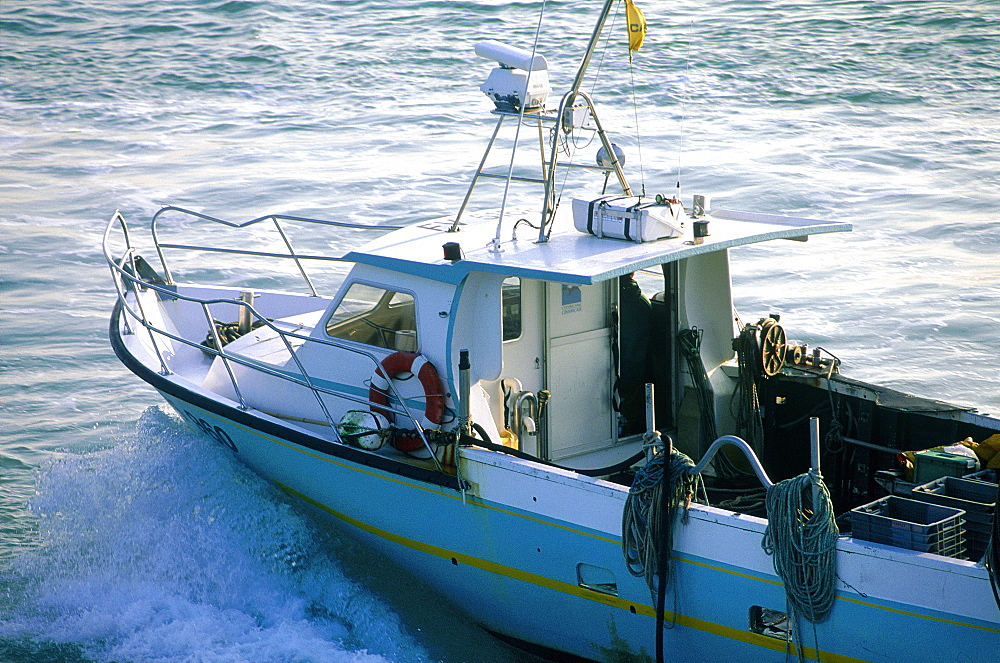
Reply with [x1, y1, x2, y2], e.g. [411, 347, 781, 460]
[626, 0, 646, 56]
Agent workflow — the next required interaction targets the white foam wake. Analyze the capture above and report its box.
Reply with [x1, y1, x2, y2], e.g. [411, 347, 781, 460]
[0, 407, 431, 663]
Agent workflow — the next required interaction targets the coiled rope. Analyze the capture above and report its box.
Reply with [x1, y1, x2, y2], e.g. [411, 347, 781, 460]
[731, 324, 764, 449]
[762, 469, 839, 658]
[201, 318, 269, 352]
[622, 434, 705, 663]
[622, 435, 705, 597]
[677, 328, 718, 449]
[681, 327, 766, 515]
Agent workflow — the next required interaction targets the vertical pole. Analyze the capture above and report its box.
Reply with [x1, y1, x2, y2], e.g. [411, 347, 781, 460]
[810, 416, 821, 512]
[660, 262, 679, 436]
[645, 382, 655, 437]
[459, 349, 472, 436]
[567, 0, 619, 103]
[238, 291, 256, 335]
[537, 0, 623, 242]
[456, 349, 473, 501]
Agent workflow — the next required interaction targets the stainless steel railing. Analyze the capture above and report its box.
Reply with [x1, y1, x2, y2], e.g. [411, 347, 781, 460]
[147, 205, 403, 292]
[687, 435, 775, 489]
[103, 208, 445, 470]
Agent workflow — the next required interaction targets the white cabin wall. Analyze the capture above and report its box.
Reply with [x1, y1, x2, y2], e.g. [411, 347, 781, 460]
[448, 273, 505, 437]
[450, 273, 504, 383]
[678, 251, 739, 436]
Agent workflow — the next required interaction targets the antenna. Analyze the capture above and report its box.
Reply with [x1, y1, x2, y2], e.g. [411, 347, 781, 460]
[491, 0, 549, 251]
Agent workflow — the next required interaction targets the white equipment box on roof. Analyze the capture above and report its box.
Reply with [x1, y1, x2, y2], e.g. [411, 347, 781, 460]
[572, 196, 685, 243]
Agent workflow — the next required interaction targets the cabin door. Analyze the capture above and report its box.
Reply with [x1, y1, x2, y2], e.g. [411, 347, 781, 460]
[543, 281, 614, 460]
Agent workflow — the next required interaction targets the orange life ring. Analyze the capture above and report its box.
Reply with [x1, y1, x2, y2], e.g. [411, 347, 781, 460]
[369, 351, 446, 452]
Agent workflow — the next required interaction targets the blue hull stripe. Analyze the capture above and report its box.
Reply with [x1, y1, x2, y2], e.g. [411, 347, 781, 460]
[113, 303, 1000, 663]
[277, 481, 871, 663]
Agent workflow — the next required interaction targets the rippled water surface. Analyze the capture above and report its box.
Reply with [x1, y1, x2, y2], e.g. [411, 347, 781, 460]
[2, 0, 999, 660]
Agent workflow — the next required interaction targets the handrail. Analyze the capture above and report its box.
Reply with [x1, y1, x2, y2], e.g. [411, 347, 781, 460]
[111, 258, 443, 469]
[538, 88, 630, 242]
[687, 435, 775, 489]
[147, 205, 403, 286]
[199, 302, 247, 409]
[103, 210, 444, 471]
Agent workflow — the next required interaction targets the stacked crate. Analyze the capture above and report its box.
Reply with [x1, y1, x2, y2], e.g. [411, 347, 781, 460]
[912, 476, 997, 563]
[850, 496, 966, 558]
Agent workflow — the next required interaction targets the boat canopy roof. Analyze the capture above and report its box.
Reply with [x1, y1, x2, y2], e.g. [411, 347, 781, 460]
[342, 206, 851, 286]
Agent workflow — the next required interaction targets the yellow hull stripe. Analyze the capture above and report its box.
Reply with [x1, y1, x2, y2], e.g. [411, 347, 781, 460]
[837, 594, 1000, 634]
[277, 480, 865, 663]
[179, 400, 999, 657]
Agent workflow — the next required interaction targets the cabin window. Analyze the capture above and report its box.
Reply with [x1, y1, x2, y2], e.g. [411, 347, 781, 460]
[325, 283, 417, 351]
[502, 276, 521, 341]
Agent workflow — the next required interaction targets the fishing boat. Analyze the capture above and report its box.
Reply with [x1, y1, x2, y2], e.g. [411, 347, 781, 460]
[103, 2, 1000, 661]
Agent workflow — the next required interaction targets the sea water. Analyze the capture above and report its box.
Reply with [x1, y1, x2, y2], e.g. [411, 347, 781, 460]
[1, 1, 999, 661]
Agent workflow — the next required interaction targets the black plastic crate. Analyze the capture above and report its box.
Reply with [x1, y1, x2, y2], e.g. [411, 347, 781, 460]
[850, 496, 966, 556]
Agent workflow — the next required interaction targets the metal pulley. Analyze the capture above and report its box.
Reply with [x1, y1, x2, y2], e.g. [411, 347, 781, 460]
[758, 317, 787, 377]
